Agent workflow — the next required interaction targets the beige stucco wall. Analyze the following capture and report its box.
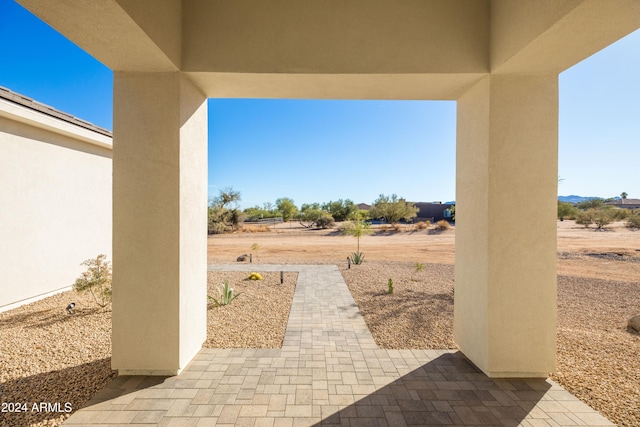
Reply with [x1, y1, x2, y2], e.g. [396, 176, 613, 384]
[455, 75, 558, 377]
[111, 73, 207, 375]
[0, 98, 112, 312]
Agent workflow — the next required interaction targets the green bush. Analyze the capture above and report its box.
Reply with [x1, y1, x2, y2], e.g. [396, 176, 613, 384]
[208, 221, 227, 234]
[626, 212, 640, 229]
[72, 255, 112, 308]
[557, 202, 578, 220]
[575, 210, 594, 228]
[315, 214, 335, 229]
[592, 209, 614, 229]
[611, 208, 630, 221]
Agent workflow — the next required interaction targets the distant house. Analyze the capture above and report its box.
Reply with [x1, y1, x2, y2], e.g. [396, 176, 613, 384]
[413, 202, 455, 222]
[0, 86, 112, 312]
[605, 199, 640, 210]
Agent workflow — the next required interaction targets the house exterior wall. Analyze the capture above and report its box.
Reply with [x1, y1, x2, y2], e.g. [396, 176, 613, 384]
[414, 203, 454, 222]
[0, 97, 112, 312]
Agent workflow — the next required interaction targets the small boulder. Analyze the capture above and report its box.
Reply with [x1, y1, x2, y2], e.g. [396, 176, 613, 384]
[628, 314, 640, 333]
[236, 254, 249, 262]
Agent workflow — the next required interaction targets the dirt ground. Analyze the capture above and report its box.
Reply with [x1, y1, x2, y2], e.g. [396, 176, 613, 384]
[208, 220, 640, 280]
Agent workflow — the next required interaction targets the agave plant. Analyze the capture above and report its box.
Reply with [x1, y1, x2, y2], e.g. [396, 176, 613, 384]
[208, 280, 241, 307]
[351, 252, 365, 265]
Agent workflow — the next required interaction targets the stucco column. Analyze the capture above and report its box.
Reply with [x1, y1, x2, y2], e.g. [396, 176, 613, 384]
[111, 73, 208, 375]
[455, 74, 557, 378]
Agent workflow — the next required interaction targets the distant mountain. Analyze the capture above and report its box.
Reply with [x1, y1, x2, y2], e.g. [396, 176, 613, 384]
[558, 195, 601, 204]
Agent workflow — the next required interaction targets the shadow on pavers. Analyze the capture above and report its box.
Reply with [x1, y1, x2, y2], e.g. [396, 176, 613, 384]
[314, 352, 552, 427]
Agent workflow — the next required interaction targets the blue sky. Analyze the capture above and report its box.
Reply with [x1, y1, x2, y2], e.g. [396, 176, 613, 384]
[1, 1, 638, 209]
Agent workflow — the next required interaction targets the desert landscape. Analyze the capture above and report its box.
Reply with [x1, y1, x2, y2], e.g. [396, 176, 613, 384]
[209, 219, 640, 427]
[0, 220, 638, 426]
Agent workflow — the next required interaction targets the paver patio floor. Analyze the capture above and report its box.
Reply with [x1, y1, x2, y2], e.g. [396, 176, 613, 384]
[63, 265, 614, 426]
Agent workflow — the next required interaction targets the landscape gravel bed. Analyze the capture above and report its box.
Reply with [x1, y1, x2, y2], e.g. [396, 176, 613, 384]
[204, 271, 297, 348]
[0, 291, 115, 427]
[341, 260, 456, 349]
[552, 275, 640, 427]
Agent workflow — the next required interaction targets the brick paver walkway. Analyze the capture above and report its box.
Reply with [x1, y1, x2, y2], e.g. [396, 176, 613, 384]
[64, 265, 614, 426]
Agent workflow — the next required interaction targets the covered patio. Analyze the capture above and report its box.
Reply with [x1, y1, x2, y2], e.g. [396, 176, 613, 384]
[13, 2, 640, 424]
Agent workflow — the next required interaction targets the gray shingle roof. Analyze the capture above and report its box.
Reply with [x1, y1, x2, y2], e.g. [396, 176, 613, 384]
[0, 85, 112, 138]
[607, 199, 640, 205]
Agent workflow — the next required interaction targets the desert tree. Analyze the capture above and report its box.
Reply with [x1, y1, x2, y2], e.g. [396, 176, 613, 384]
[298, 205, 330, 229]
[370, 194, 419, 224]
[621, 192, 628, 200]
[276, 197, 299, 222]
[576, 198, 605, 210]
[322, 199, 358, 222]
[341, 211, 373, 264]
[208, 187, 244, 233]
[592, 209, 614, 230]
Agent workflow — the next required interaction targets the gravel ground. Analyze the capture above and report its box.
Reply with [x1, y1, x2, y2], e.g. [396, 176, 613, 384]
[341, 260, 456, 349]
[0, 291, 115, 427]
[552, 275, 640, 427]
[1, 261, 638, 426]
[204, 271, 297, 348]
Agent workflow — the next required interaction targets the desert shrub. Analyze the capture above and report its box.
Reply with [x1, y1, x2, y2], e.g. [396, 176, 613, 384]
[387, 278, 394, 295]
[557, 201, 578, 221]
[251, 243, 260, 260]
[626, 213, 640, 229]
[575, 210, 594, 228]
[315, 214, 335, 229]
[208, 280, 241, 307]
[611, 208, 630, 221]
[592, 209, 614, 229]
[208, 221, 227, 234]
[72, 254, 112, 308]
[243, 225, 270, 233]
[248, 272, 263, 280]
[576, 208, 613, 230]
[415, 262, 425, 272]
[435, 220, 450, 231]
[415, 221, 430, 230]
